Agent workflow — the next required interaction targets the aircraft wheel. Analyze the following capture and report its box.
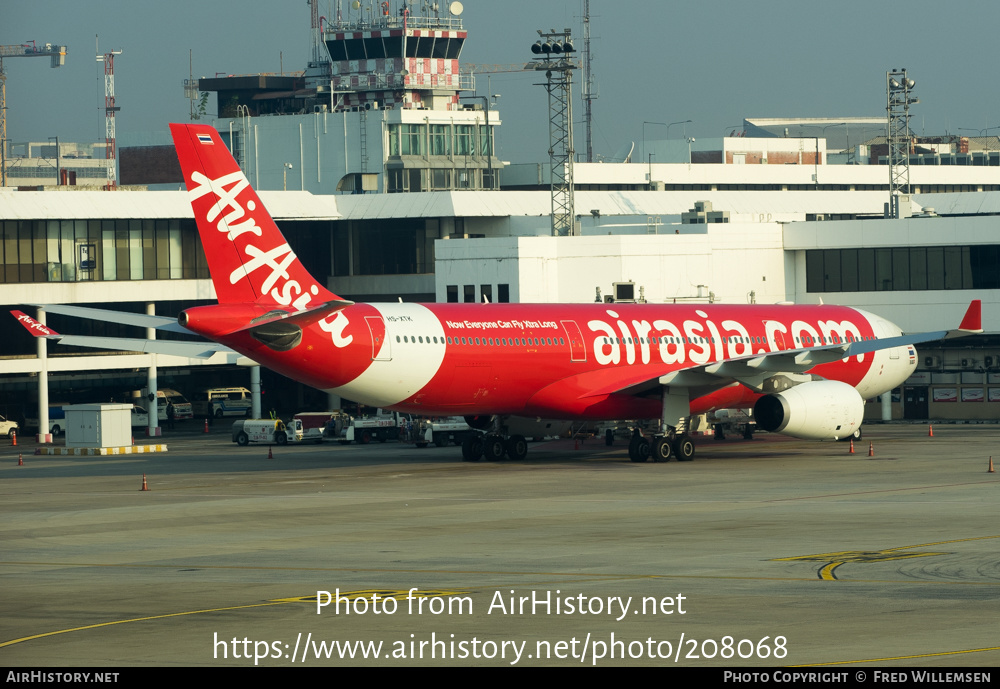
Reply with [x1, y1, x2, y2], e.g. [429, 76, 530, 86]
[462, 435, 483, 462]
[652, 436, 673, 462]
[506, 434, 528, 461]
[673, 435, 695, 461]
[484, 434, 507, 461]
[236, 432, 249, 446]
[629, 435, 650, 463]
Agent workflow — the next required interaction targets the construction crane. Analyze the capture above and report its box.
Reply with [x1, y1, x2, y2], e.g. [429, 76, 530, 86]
[0, 42, 66, 186]
[459, 62, 535, 75]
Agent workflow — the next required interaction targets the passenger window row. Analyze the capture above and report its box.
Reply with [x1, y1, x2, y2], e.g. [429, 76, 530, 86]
[395, 335, 566, 347]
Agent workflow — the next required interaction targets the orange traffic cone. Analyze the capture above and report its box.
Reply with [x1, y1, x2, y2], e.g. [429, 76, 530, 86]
[11, 431, 16, 446]
[868, 442, 874, 458]
[849, 439, 855, 454]
[928, 424, 934, 437]
[989, 457, 995, 474]
[140, 474, 149, 491]
[268, 446, 273, 459]
[204, 418, 209, 433]
[18, 453, 23, 466]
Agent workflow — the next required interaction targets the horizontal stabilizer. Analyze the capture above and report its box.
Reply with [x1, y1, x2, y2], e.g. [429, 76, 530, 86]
[51, 335, 233, 359]
[31, 304, 192, 333]
[12, 309, 235, 359]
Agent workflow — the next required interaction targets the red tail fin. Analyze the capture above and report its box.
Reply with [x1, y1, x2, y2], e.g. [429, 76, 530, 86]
[959, 299, 983, 332]
[170, 123, 337, 308]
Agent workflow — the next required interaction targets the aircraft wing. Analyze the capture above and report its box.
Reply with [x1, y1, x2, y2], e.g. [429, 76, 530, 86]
[585, 299, 983, 397]
[11, 310, 236, 359]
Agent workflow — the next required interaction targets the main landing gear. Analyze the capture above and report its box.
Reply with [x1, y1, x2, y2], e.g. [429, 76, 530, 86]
[461, 432, 529, 462]
[628, 429, 695, 463]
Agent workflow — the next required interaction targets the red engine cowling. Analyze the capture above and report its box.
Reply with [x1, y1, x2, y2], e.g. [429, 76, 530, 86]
[753, 380, 864, 440]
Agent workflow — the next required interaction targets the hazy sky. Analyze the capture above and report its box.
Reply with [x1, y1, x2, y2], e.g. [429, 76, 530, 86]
[5, 0, 1000, 163]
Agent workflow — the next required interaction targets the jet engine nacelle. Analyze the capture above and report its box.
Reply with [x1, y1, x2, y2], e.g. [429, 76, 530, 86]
[464, 415, 493, 431]
[753, 380, 864, 440]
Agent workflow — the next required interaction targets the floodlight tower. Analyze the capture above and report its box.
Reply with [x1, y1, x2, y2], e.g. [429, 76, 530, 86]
[532, 29, 578, 236]
[886, 68, 917, 218]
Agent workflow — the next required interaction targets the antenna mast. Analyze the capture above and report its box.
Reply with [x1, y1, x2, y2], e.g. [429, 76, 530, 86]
[582, 0, 596, 163]
[96, 47, 122, 190]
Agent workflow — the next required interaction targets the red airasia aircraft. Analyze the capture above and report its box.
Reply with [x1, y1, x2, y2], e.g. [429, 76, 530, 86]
[14, 124, 983, 463]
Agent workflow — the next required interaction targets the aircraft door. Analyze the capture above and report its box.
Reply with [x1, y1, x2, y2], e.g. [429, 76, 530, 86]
[561, 320, 587, 362]
[365, 316, 392, 361]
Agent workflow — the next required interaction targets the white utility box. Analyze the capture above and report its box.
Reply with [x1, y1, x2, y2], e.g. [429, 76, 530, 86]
[64, 404, 133, 449]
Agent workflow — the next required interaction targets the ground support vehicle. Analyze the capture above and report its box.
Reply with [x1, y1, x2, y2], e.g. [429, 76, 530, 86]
[415, 417, 475, 448]
[292, 411, 347, 443]
[708, 408, 756, 440]
[232, 419, 305, 446]
[339, 411, 404, 444]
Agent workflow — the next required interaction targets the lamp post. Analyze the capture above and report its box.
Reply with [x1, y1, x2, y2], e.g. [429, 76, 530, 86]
[686, 136, 695, 169]
[959, 127, 1000, 137]
[666, 119, 692, 139]
[48, 136, 60, 186]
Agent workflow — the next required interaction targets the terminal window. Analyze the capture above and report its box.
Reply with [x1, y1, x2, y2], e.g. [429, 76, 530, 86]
[806, 245, 1000, 292]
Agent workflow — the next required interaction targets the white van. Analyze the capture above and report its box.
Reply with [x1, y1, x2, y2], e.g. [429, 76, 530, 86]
[129, 389, 194, 421]
[192, 387, 252, 419]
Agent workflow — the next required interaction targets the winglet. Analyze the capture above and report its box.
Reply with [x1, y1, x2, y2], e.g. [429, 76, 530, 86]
[11, 310, 60, 338]
[958, 299, 982, 332]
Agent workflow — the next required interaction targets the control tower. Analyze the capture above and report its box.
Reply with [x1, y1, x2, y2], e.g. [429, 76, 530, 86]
[323, 1, 471, 112]
[200, 0, 499, 194]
